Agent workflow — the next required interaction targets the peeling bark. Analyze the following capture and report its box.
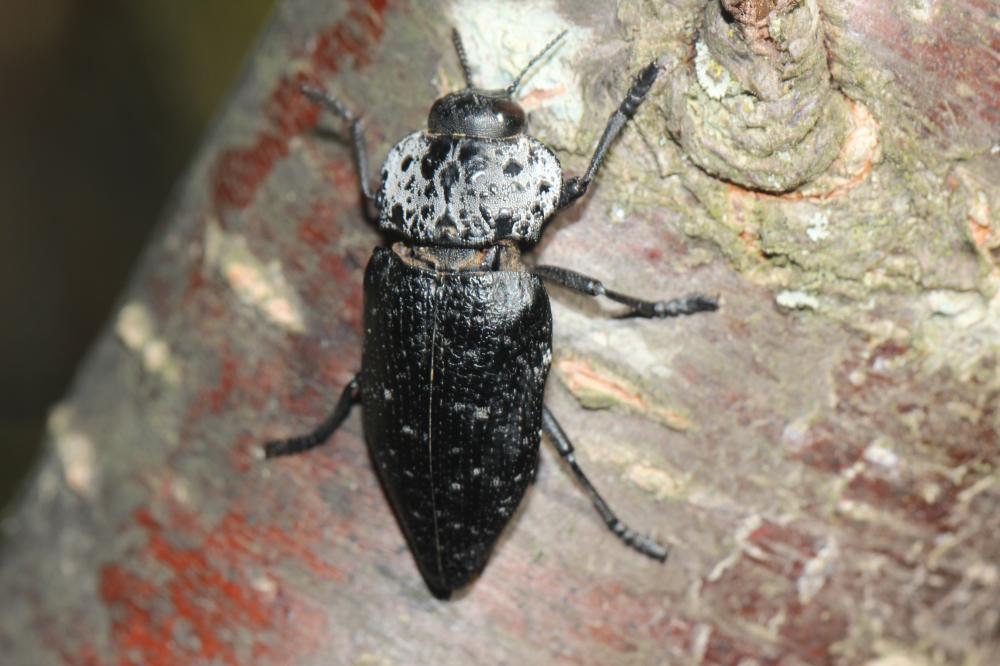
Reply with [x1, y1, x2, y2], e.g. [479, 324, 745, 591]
[1, 1, 997, 665]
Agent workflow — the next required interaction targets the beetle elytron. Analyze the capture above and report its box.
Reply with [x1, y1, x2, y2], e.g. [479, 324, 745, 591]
[265, 29, 718, 599]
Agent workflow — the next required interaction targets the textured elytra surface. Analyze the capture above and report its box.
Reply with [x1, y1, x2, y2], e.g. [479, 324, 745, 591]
[378, 132, 562, 245]
[361, 247, 551, 596]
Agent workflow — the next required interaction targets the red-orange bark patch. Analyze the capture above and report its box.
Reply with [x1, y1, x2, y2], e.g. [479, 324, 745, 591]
[211, 0, 391, 216]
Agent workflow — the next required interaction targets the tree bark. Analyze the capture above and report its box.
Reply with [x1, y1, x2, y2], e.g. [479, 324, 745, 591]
[1, 1, 997, 664]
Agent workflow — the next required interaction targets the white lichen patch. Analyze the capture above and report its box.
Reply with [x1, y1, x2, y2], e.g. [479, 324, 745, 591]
[805, 211, 831, 241]
[863, 441, 900, 470]
[835, 498, 884, 523]
[115, 302, 181, 384]
[691, 623, 712, 663]
[797, 538, 838, 604]
[776, 290, 820, 310]
[448, 0, 586, 141]
[624, 462, 684, 499]
[782, 413, 817, 454]
[906, 0, 937, 22]
[920, 287, 1000, 380]
[249, 572, 278, 598]
[920, 480, 942, 504]
[170, 477, 193, 506]
[116, 301, 154, 349]
[707, 513, 764, 582]
[694, 40, 734, 100]
[926, 290, 988, 328]
[204, 219, 307, 333]
[47, 405, 98, 498]
[965, 560, 999, 586]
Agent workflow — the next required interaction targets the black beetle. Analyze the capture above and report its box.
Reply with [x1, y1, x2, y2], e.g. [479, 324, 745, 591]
[265, 30, 718, 599]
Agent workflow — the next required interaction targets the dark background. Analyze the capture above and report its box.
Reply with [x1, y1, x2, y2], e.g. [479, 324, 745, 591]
[0, 1, 274, 508]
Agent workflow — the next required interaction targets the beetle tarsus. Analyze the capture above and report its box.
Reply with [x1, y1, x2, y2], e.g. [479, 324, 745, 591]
[542, 407, 669, 563]
[558, 61, 661, 210]
[534, 265, 718, 319]
[611, 519, 669, 562]
[264, 375, 362, 458]
[610, 293, 719, 319]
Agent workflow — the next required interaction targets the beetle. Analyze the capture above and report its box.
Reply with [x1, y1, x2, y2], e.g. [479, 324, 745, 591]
[264, 29, 718, 599]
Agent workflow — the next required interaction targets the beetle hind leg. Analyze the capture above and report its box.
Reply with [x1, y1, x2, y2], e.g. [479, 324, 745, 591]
[264, 374, 362, 458]
[534, 265, 718, 319]
[542, 407, 668, 562]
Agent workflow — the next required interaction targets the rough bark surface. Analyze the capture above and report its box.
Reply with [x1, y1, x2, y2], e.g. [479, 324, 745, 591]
[1, 1, 997, 665]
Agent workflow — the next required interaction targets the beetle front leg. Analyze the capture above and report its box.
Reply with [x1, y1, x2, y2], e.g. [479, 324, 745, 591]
[558, 62, 660, 209]
[534, 265, 718, 318]
[542, 407, 668, 562]
[301, 85, 380, 220]
[264, 374, 362, 458]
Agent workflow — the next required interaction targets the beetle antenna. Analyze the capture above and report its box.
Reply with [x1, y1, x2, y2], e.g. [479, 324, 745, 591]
[452, 28, 475, 88]
[506, 30, 568, 97]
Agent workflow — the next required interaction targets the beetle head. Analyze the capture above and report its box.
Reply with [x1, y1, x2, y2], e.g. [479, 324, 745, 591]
[427, 89, 525, 139]
[427, 29, 566, 140]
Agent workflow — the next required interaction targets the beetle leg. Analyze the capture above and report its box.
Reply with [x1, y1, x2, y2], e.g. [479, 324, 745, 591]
[300, 85, 379, 219]
[264, 374, 362, 458]
[558, 62, 660, 209]
[542, 407, 668, 562]
[534, 265, 718, 318]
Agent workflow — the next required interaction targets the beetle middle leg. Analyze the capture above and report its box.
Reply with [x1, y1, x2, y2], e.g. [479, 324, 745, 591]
[542, 407, 668, 562]
[534, 265, 718, 318]
[264, 374, 362, 458]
